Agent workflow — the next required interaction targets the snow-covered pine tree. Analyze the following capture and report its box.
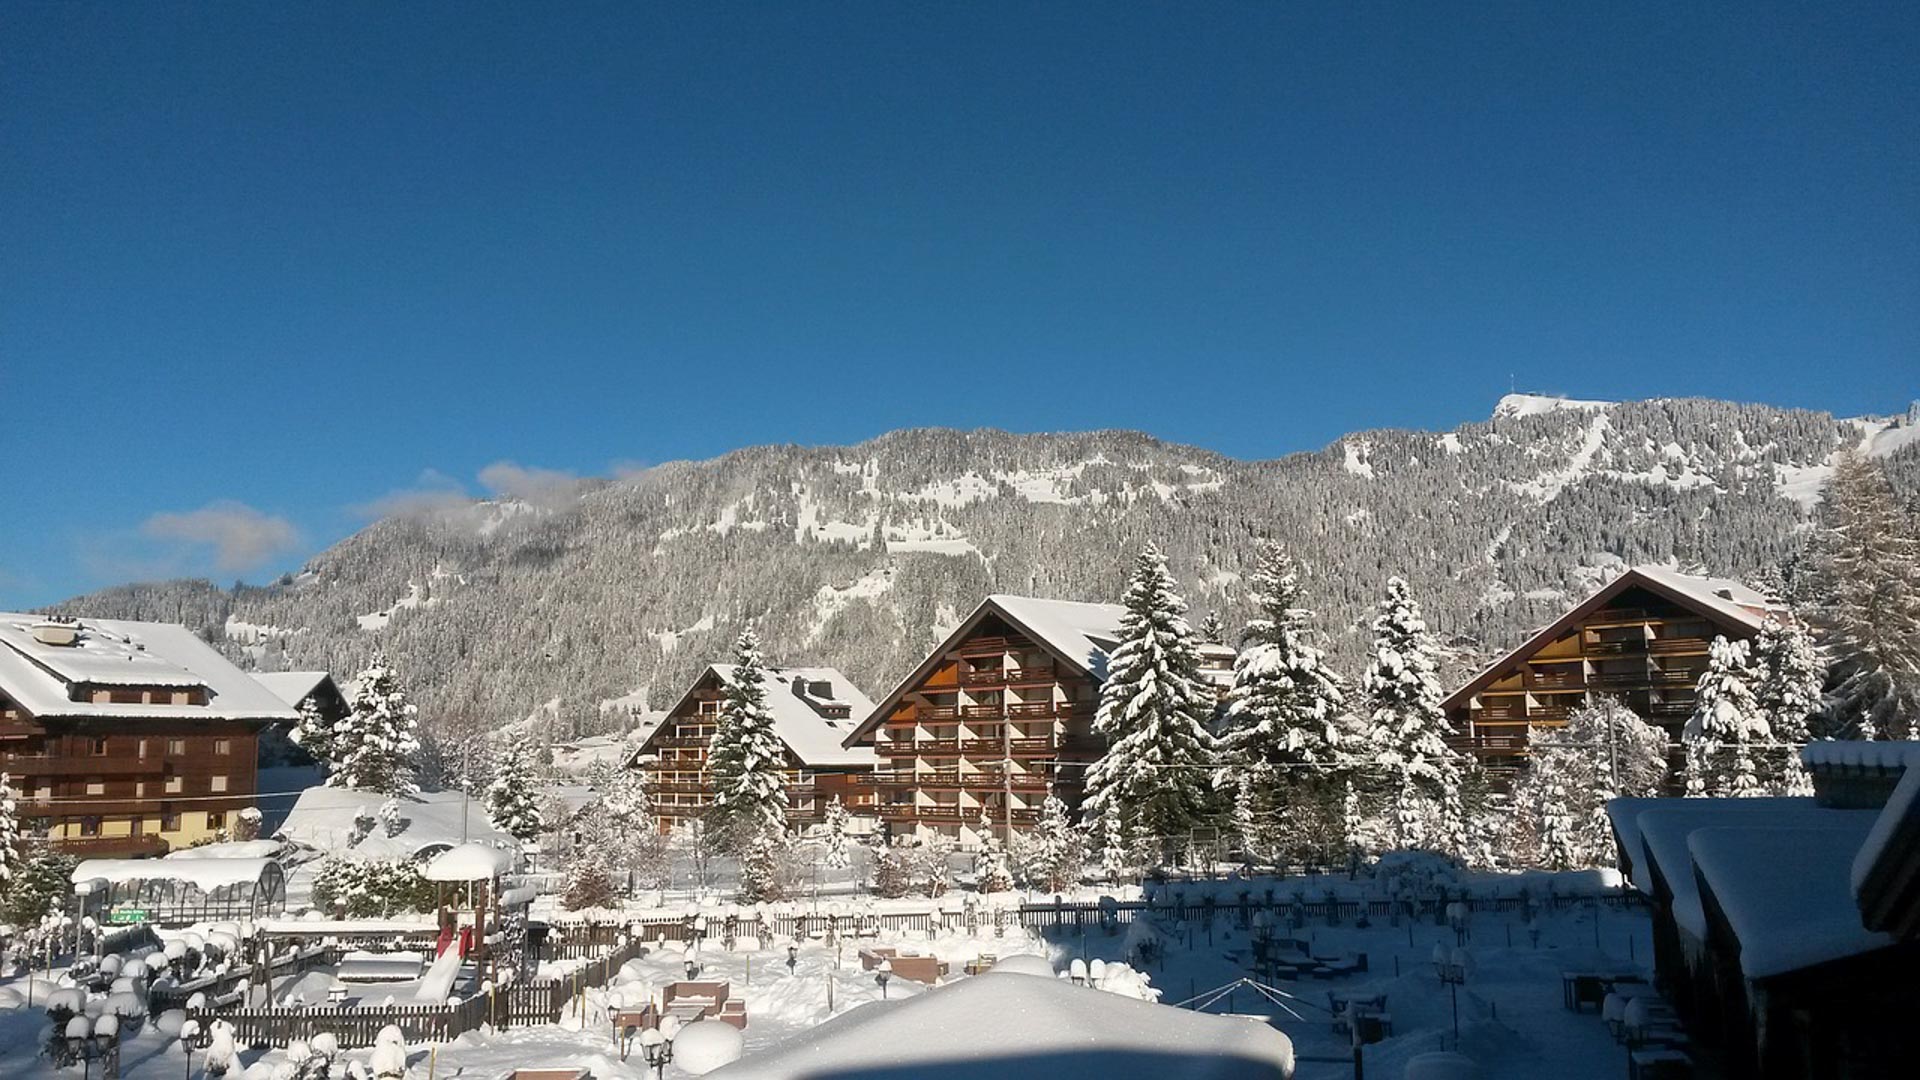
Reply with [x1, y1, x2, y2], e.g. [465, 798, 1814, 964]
[976, 808, 1015, 892]
[1082, 545, 1217, 862]
[1199, 611, 1226, 644]
[0, 771, 18, 895]
[485, 742, 546, 843]
[705, 627, 789, 853]
[1804, 451, 1920, 740]
[330, 652, 421, 796]
[289, 696, 335, 776]
[1751, 615, 1825, 794]
[1215, 543, 1351, 791]
[1025, 795, 1085, 893]
[737, 827, 788, 904]
[593, 759, 654, 834]
[822, 797, 852, 871]
[1685, 636, 1765, 797]
[1362, 577, 1462, 854]
[1537, 766, 1580, 871]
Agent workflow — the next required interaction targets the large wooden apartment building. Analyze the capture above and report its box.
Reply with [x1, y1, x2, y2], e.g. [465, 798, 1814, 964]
[840, 595, 1232, 848]
[1441, 566, 1778, 771]
[0, 614, 299, 857]
[628, 664, 878, 833]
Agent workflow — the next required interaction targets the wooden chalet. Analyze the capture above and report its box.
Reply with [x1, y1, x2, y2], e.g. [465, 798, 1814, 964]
[1607, 742, 1920, 1080]
[840, 595, 1136, 848]
[1441, 566, 1778, 771]
[0, 614, 298, 857]
[628, 664, 878, 833]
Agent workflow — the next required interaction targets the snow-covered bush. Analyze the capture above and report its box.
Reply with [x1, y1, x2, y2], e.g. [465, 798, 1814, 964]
[309, 856, 434, 917]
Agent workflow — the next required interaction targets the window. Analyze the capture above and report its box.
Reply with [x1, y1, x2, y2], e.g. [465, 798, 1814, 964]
[137, 739, 149, 759]
[167, 738, 186, 755]
[206, 810, 226, 831]
[164, 775, 183, 794]
[209, 775, 228, 793]
[161, 810, 181, 831]
[80, 816, 102, 837]
[135, 781, 146, 797]
[129, 816, 144, 835]
[85, 778, 105, 796]
[90, 737, 109, 756]
[214, 738, 231, 755]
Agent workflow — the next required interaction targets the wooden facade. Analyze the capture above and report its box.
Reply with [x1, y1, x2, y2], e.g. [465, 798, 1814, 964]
[843, 597, 1128, 848]
[0, 616, 294, 857]
[633, 665, 877, 834]
[1442, 568, 1772, 772]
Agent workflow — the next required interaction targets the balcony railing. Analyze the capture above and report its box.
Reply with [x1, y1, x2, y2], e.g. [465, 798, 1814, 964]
[1, 755, 167, 776]
[1449, 733, 1531, 756]
[654, 735, 709, 749]
[1584, 639, 1647, 656]
[961, 668, 1006, 687]
[1648, 637, 1709, 655]
[957, 636, 1030, 655]
[1004, 666, 1057, 685]
[960, 704, 1002, 719]
[52, 834, 171, 858]
[879, 804, 965, 822]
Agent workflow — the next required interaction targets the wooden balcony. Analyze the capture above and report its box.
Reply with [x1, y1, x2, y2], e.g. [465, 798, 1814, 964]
[1004, 666, 1057, 685]
[1589, 670, 1654, 688]
[918, 706, 959, 722]
[53, 834, 171, 858]
[647, 780, 711, 795]
[1647, 701, 1695, 718]
[959, 704, 1002, 719]
[1652, 669, 1700, 685]
[0, 755, 167, 776]
[1005, 701, 1061, 719]
[1648, 637, 1709, 655]
[655, 736, 709, 749]
[1528, 671, 1583, 690]
[879, 804, 965, 822]
[1450, 733, 1531, 757]
[961, 668, 1006, 687]
[957, 636, 1030, 656]
[961, 770, 1052, 792]
[1584, 639, 1647, 657]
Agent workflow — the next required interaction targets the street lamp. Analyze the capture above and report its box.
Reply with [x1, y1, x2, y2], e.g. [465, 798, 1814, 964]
[1068, 958, 1088, 986]
[66, 1015, 92, 1079]
[178, 1020, 200, 1080]
[787, 944, 799, 974]
[875, 959, 892, 999]
[1432, 945, 1472, 1045]
[638, 1028, 671, 1080]
[685, 957, 700, 982]
[95, 1015, 120, 1080]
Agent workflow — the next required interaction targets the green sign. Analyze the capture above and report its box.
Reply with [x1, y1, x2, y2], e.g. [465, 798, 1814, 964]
[107, 908, 148, 925]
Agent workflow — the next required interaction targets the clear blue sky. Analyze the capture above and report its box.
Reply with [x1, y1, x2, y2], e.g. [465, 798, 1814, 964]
[4, 3, 1916, 607]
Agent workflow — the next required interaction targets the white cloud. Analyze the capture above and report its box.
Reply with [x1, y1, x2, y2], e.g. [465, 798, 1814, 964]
[139, 501, 300, 572]
[353, 468, 472, 520]
[478, 460, 585, 506]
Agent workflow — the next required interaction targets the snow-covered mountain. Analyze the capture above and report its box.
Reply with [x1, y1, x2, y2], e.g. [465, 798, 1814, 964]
[55, 396, 1920, 740]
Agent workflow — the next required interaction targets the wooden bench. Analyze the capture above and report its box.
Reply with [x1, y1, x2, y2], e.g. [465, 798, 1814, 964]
[661, 980, 747, 1030]
[858, 947, 947, 985]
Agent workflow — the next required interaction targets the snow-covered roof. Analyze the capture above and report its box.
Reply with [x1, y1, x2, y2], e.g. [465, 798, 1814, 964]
[1802, 739, 1920, 775]
[707, 970, 1294, 1080]
[1629, 798, 1849, 939]
[1604, 797, 1669, 891]
[165, 840, 284, 861]
[1442, 566, 1777, 711]
[251, 671, 337, 710]
[844, 594, 1132, 748]
[1853, 763, 1920, 930]
[0, 613, 298, 723]
[274, 786, 518, 862]
[1689, 823, 1896, 980]
[423, 842, 514, 881]
[72, 858, 280, 891]
[644, 665, 878, 769]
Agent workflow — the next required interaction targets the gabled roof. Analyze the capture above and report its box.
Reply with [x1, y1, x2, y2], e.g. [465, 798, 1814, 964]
[0, 613, 298, 723]
[1440, 566, 1780, 712]
[843, 594, 1128, 748]
[251, 671, 340, 710]
[635, 664, 879, 769]
[1691, 821, 1896, 980]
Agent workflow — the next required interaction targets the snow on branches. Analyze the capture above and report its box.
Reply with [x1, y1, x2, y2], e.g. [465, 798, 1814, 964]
[706, 626, 789, 853]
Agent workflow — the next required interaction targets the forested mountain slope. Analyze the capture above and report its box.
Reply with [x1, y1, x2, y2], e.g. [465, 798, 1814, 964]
[55, 395, 1920, 741]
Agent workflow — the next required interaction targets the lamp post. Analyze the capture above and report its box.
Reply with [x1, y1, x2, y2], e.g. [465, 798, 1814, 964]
[179, 1020, 200, 1080]
[1432, 945, 1472, 1045]
[685, 957, 700, 982]
[787, 944, 799, 975]
[875, 959, 892, 999]
[638, 1027, 670, 1080]
[96, 1016, 120, 1080]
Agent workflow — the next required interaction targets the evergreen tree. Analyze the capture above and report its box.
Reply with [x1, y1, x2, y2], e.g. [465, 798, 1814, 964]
[1685, 636, 1765, 797]
[1199, 611, 1226, 644]
[1804, 451, 1920, 739]
[1082, 545, 1217, 860]
[1362, 577, 1461, 852]
[0, 773, 18, 899]
[1516, 699, 1668, 869]
[737, 828, 788, 904]
[976, 809, 1015, 892]
[705, 627, 789, 852]
[1019, 795, 1085, 893]
[289, 697, 335, 776]
[1537, 768, 1580, 871]
[1216, 543, 1351, 787]
[1751, 615, 1825, 793]
[330, 653, 421, 796]
[485, 742, 546, 844]
[822, 797, 852, 871]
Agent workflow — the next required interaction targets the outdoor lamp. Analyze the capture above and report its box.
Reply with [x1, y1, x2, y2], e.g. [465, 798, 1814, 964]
[787, 944, 798, 973]
[638, 1027, 669, 1079]
[875, 959, 892, 998]
[66, 1015, 91, 1075]
[1069, 958, 1088, 986]
[179, 1020, 201, 1080]
[685, 958, 699, 981]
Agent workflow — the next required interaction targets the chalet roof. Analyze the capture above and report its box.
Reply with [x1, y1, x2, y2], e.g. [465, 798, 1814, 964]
[0, 613, 298, 723]
[1853, 754, 1920, 938]
[1440, 566, 1780, 712]
[636, 664, 879, 769]
[274, 786, 519, 862]
[1690, 822, 1896, 980]
[842, 594, 1128, 748]
[251, 671, 339, 710]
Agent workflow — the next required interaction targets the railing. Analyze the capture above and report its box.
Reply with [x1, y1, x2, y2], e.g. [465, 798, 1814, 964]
[1586, 609, 1651, 624]
[1526, 707, 1571, 722]
[960, 704, 1002, 719]
[957, 636, 1031, 655]
[655, 736, 709, 749]
[646, 780, 710, 795]
[1451, 733, 1531, 755]
[1004, 666, 1057, 684]
[1589, 671, 1652, 687]
[52, 834, 171, 858]
[879, 804, 965, 822]
[961, 771, 1051, 792]
[1652, 669, 1699, 685]
[1529, 671, 1583, 689]
[961, 668, 1006, 686]
[1648, 637, 1709, 655]
[1648, 702, 1695, 718]
[1584, 639, 1647, 656]
[918, 706, 959, 722]
[1005, 701, 1060, 719]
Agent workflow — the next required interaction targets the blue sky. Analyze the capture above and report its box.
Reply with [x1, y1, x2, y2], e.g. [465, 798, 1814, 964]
[4, 3, 1915, 607]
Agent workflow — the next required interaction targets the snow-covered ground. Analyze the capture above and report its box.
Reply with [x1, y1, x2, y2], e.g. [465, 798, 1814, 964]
[0, 883, 1652, 1079]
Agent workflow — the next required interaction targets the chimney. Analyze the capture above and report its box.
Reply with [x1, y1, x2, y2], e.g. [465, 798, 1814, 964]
[30, 618, 80, 647]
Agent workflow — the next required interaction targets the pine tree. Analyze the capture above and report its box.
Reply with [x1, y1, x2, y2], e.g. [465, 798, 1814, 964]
[1685, 636, 1765, 797]
[822, 797, 852, 871]
[705, 627, 788, 852]
[737, 828, 788, 904]
[1518, 699, 1668, 869]
[1199, 611, 1225, 644]
[0, 773, 18, 897]
[1363, 577, 1462, 853]
[1216, 543, 1351, 788]
[1537, 768, 1580, 871]
[485, 742, 546, 844]
[330, 653, 421, 796]
[1751, 615, 1825, 793]
[289, 697, 334, 776]
[1021, 795, 1085, 893]
[1804, 451, 1920, 739]
[976, 809, 1015, 892]
[1082, 545, 1217, 861]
